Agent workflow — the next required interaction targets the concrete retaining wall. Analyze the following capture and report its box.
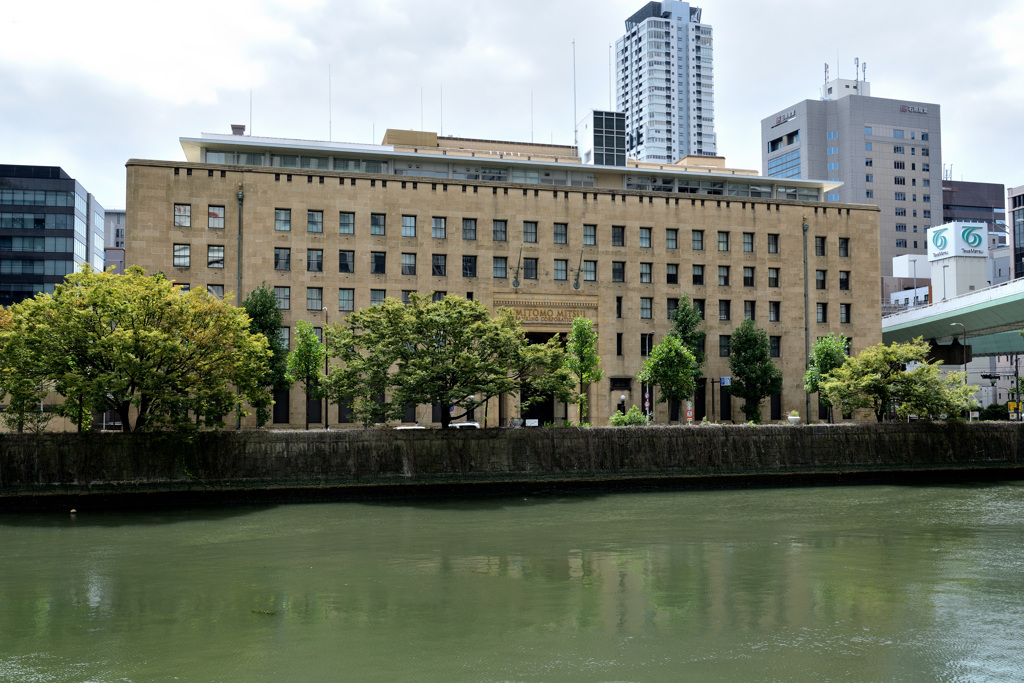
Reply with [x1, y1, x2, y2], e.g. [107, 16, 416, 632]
[2, 423, 1023, 510]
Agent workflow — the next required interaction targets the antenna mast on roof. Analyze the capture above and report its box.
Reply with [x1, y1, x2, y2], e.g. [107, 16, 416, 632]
[329, 65, 332, 141]
[572, 39, 578, 153]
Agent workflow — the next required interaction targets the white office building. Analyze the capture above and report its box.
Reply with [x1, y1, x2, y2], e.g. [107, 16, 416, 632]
[615, 1, 716, 163]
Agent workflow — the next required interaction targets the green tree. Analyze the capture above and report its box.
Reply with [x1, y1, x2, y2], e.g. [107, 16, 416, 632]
[609, 404, 649, 426]
[727, 319, 783, 423]
[243, 282, 289, 427]
[323, 297, 410, 427]
[563, 317, 603, 424]
[804, 333, 849, 423]
[286, 320, 326, 430]
[0, 266, 272, 432]
[818, 338, 978, 422]
[637, 335, 697, 408]
[0, 307, 52, 433]
[395, 295, 525, 429]
[507, 334, 576, 420]
[670, 295, 707, 385]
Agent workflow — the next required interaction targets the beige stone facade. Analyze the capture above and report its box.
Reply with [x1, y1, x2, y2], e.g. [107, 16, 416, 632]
[126, 133, 880, 428]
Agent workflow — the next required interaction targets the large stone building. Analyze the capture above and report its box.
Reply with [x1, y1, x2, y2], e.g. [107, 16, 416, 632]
[125, 126, 881, 428]
[615, 1, 716, 162]
[0, 165, 106, 306]
[761, 80, 941, 278]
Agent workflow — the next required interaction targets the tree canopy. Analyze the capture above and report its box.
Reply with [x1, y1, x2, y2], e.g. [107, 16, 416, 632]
[818, 338, 977, 422]
[804, 333, 849, 422]
[286, 320, 326, 430]
[322, 294, 572, 428]
[727, 319, 783, 423]
[0, 266, 271, 432]
[243, 282, 290, 428]
[563, 317, 603, 424]
[670, 295, 707, 385]
[636, 335, 697, 407]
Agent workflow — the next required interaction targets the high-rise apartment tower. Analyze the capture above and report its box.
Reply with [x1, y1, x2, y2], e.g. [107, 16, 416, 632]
[615, 1, 716, 163]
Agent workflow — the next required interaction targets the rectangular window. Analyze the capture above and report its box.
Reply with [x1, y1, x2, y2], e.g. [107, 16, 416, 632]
[895, 192, 906, 201]
[839, 238, 849, 257]
[174, 204, 191, 227]
[432, 217, 446, 239]
[370, 213, 386, 235]
[612, 225, 625, 246]
[616, 296, 622, 319]
[895, 208, 907, 216]
[370, 252, 386, 274]
[493, 256, 507, 278]
[583, 260, 596, 281]
[896, 239, 907, 248]
[274, 286, 290, 310]
[463, 218, 477, 240]
[719, 335, 731, 357]
[693, 299, 705, 320]
[554, 223, 568, 244]
[493, 220, 507, 242]
[840, 303, 851, 323]
[639, 227, 652, 248]
[553, 259, 567, 280]
[865, 126, 872, 135]
[307, 287, 323, 310]
[743, 266, 755, 287]
[640, 262, 652, 283]
[431, 291, 446, 303]
[275, 208, 291, 231]
[894, 129, 905, 139]
[839, 271, 850, 290]
[768, 234, 779, 254]
[719, 300, 731, 321]
[401, 215, 416, 237]
[718, 231, 729, 251]
[865, 158, 873, 167]
[338, 288, 354, 312]
[583, 224, 596, 245]
[769, 336, 781, 358]
[866, 190, 874, 199]
[666, 264, 678, 285]
[865, 142, 872, 151]
[524, 221, 538, 243]
[865, 174, 873, 183]
[817, 302, 828, 323]
[207, 245, 224, 268]
[207, 284, 224, 299]
[641, 334, 653, 357]
[742, 232, 754, 253]
[744, 300, 756, 320]
[523, 258, 538, 280]
[463, 255, 477, 278]
[667, 297, 679, 319]
[401, 290, 413, 305]
[666, 228, 678, 249]
[816, 269, 827, 290]
[307, 210, 323, 233]
[307, 249, 323, 272]
[339, 211, 354, 234]
[371, 289, 386, 306]
[208, 205, 225, 229]
[401, 253, 416, 275]
[894, 176, 906, 186]
[432, 254, 446, 276]
[339, 250, 354, 273]
[769, 301, 781, 322]
[692, 264, 704, 285]
[814, 236, 826, 256]
[640, 298, 652, 319]
[894, 146, 904, 154]
[612, 261, 625, 282]
[894, 161, 905, 170]
[173, 243, 190, 267]
[617, 333, 623, 356]
[768, 267, 779, 287]
[718, 265, 730, 287]
[692, 230, 704, 251]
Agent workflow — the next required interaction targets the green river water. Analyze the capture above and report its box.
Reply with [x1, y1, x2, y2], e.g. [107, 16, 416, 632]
[2, 483, 1023, 682]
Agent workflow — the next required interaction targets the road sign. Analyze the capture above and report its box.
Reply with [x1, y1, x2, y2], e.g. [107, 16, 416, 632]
[644, 400, 650, 409]
[721, 377, 731, 387]
[644, 391, 650, 399]
[686, 409, 694, 420]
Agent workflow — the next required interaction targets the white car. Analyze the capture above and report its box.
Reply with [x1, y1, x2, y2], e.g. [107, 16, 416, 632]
[449, 421, 481, 429]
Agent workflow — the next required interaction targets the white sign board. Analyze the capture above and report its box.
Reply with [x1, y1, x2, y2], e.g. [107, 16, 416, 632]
[525, 419, 539, 427]
[721, 377, 731, 387]
[927, 222, 988, 261]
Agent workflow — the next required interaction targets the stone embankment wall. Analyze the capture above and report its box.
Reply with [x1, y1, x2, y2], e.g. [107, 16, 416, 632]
[1, 423, 1022, 509]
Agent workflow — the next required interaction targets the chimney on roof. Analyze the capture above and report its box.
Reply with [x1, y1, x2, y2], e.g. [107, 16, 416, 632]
[231, 124, 246, 136]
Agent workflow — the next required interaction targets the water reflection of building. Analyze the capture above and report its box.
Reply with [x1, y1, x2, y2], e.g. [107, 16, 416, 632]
[126, 124, 881, 428]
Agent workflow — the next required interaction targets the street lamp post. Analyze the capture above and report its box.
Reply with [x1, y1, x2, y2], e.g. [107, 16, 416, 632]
[322, 306, 329, 430]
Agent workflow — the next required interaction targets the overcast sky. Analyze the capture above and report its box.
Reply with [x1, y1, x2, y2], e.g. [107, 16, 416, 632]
[3, 0, 1022, 210]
